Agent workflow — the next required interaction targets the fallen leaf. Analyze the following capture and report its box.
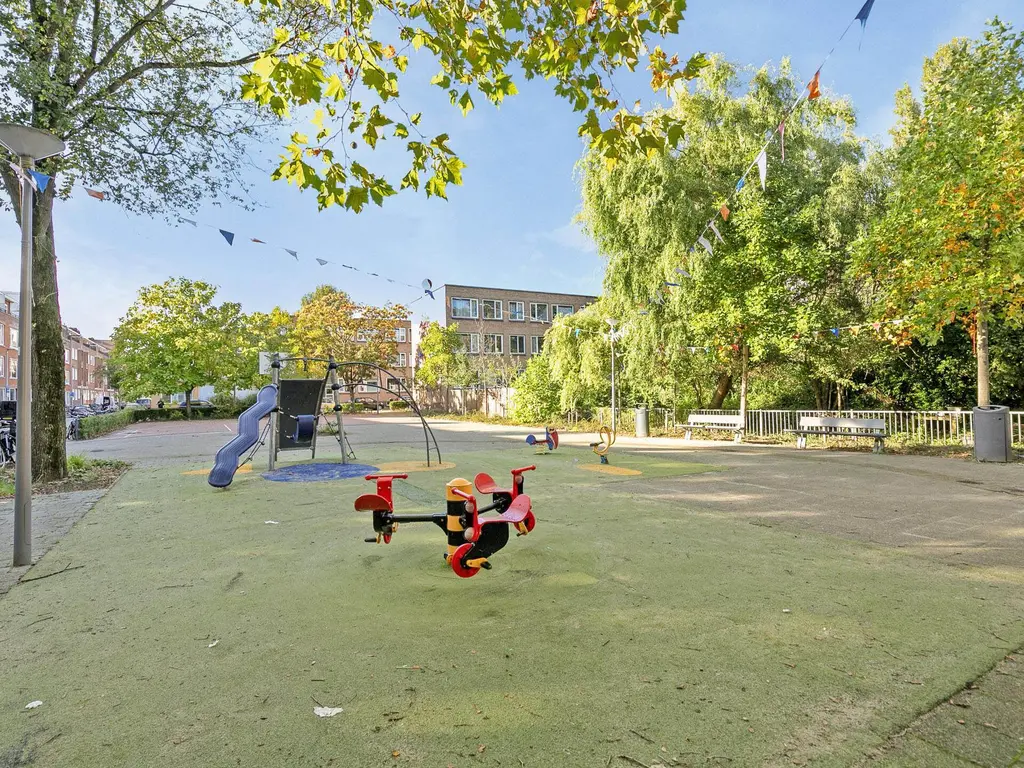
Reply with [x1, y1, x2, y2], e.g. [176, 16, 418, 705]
[983, 722, 996, 729]
[392, 750, 401, 757]
[957, 719, 965, 725]
[478, 744, 486, 753]
[314, 706, 344, 718]
[25, 701, 42, 710]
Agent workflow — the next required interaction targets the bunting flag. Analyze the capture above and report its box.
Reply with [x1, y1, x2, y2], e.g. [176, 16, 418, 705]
[316, 258, 329, 266]
[807, 69, 822, 100]
[675, 267, 691, 278]
[708, 221, 724, 244]
[735, 178, 746, 193]
[27, 170, 51, 193]
[720, 204, 730, 221]
[855, 0, 876, 47]
[86, 188, 106, 201]
[181, 218, 197, 226]
[697, 235, 713, 256]
[756, 149, 767, 191]
[251, 238, 266, 244]
[219, 229, 235, 246]
[284, 249, 298, 259]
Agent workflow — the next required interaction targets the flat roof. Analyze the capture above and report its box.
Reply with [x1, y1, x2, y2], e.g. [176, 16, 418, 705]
[444, 284, 599, 300]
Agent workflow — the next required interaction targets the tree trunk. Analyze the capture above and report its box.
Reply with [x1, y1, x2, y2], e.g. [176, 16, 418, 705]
[708, 372, 732, 409]
[31, 191, 68, 482]
[738, 344, 749, 440]
[185, 388, 192, 419]
[976, 307, 991, 406]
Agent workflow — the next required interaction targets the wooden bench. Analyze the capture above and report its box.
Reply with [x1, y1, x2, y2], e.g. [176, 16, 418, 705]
[785, 416, 888, 453]
[683, 414, 744, 443]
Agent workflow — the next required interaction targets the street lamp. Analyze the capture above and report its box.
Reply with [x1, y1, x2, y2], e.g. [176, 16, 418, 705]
[605, 319, 625, 434]
[0, 123, 66, 567]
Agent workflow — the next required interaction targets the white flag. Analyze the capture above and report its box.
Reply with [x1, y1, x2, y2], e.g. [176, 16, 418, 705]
[708, 221, 724, 244]
[697, 235, 713, 256]
[756, 149, 767, 191]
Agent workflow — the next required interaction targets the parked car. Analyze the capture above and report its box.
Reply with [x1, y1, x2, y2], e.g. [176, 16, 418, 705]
[174, 400, 213, 409]
[136, 398, 152, 408]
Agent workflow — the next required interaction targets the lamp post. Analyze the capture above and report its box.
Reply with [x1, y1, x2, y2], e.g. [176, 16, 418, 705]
[0, 123, 66, 567]
[605, 319, 624, 434]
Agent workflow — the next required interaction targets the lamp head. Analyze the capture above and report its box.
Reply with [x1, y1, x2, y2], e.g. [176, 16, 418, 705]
[0, 124, 65, 161]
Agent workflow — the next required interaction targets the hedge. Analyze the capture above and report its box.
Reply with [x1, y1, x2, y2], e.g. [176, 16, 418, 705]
[76, 409, 134, 439]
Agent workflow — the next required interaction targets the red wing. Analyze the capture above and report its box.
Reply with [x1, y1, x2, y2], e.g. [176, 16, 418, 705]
[354, 493, 391, 512]
[474, 472, 509, 496]
[480, 494, 531, 525]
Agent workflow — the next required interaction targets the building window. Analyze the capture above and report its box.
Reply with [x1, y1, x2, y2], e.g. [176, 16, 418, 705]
[553, 304, 574, 317]
[0, 324, 4, 347]
[508, 301, 525, 321]
[71, 347, 78, 360]
[530, 303, 549, 323]
[451, 297, 478, 319]
[509, 335, 526, 355]
[356, 331, 368, 342]
[458, 333, 480, 354]
[394, 327, 407, 342]
[10, 329, 18, 349]
[10, 357, 17, 379]
[64, 349, 69, 363]
[0, 356, 5, 378]
[482, 299, 502, 320]
[483, 334, 503, 355]
[88, 354, 95, 366]
[393, 352, 407, 367]
[386, 377, 401, 390]
[531, 336, 544, 355]
[71, 368, 78, 381]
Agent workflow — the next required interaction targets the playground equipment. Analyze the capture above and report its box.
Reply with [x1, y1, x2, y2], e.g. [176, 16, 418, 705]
[525, 427, 559, 454]
[590, 427, 616, 464]
[354, 465, 537, 578]
[209, 356, 442, 488]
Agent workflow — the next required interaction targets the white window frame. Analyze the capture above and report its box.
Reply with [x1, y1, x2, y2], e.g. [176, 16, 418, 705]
[0, 324, 5, 347]
[71, 347, 78, 360]
[531, 336, 543, 355]
[394, 327, 407, 342]
[71, 368, 78, 381]
[529, 303, 549, 323]
[394, 352, 407, 367]
[483, 334, 503, 355]
[450, 297, 478, 319]
[88, 354, 95, 366]
[458, 333, 480, 354]
[11, 329, 19, 349]
[508, 301, 525, 321]
[482, 299, 503, 320]
[64, 348, 69, 363]
[0, 355, 5, 378]
[11, 357, 18, 379]
[509, 335, 527, 355]
[356, 331, 368, 342]
[553, 304, 574, 317]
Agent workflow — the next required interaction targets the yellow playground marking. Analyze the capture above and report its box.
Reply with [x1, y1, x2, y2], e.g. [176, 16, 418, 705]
[578, 463, 642, 476]
[182, 466, 253, 476]
[376, 461, 457, 473]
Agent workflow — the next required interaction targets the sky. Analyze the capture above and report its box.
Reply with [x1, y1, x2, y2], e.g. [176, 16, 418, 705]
[0, 0, 1020, 339]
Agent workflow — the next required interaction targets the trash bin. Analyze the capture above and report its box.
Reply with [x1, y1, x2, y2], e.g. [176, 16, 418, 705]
[635, 406, 649, 438]
[973, 405, 1012, 463]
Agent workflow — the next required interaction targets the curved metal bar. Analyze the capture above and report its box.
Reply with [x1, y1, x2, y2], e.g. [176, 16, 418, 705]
[330, 361, 442, 467]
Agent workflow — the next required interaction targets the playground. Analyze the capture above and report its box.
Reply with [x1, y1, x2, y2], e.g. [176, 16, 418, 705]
[1, 417, 1023, 767]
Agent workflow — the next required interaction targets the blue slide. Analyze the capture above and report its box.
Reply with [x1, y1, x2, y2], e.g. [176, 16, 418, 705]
[208, 384, 278, 488]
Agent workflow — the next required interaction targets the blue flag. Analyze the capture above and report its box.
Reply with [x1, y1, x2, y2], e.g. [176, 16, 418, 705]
[284, 249, 298, 260]
[219, 229, 235, 246]
[736, 178, 746, 192]
[855, 0, 875, 26]
[27, 170, 50, 193]
[316, 258, 329, 266]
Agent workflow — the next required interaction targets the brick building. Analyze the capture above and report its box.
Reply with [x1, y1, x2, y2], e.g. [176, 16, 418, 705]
[0, 292, 117, 406]
[345, 318, 414, 403]
[440, 284, 598, 367]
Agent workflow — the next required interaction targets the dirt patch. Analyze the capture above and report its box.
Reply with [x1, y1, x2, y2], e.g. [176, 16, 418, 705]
[0, 459, 130, 497]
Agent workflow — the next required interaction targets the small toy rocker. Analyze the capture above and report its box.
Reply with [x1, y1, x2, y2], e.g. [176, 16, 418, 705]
[354, 466, 537, 578]
[590, 427, 615, 464]
[525, 427, 559, 454]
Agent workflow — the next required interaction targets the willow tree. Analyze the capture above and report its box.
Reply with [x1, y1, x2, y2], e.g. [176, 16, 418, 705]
[856, 20, 1024, 406]
[580, 56, 883, 411]
[0, 0, 335, 479]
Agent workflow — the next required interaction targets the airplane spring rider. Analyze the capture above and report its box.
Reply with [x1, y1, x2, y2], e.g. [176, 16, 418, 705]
[525, 427, 559, 454]
[353, 466, 538, 578]
[590, 427, 616, 464]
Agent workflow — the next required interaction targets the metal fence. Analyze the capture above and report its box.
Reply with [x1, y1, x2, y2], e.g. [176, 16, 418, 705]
[673, 408, 1023, 446]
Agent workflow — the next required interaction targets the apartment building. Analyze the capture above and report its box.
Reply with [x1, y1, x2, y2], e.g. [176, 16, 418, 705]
[441, 284, 598, 365]
[347, 318, 414, 403]
[0, 292, 118, 406]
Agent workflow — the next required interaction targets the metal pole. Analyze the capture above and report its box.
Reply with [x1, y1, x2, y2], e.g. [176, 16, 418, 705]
[610, 333, 617, 434]
[328, 357, 347, 464]
[268, 356, 280, 471]
[13, 155, 33, 567]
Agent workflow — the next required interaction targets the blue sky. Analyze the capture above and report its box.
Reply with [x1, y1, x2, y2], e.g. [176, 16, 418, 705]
[0, 0, 1019, 338]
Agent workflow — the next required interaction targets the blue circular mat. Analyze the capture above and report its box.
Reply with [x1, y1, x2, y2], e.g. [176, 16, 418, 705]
[262, 463, 379, 482]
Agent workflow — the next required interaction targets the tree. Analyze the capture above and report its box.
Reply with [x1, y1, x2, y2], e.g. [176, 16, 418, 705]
[0, 0, 333, 479]
[219, 306, 294, 393]
[415, 321, 472, 410]
[110, 278, 243, 416]
[544, 305, 612, 416]
[580, 56, 882, 414]
[290, 285, 407, 389]
[242, 0, 708, 211]
[855, 20, 1024, 406]
[508, 354, 560, 424]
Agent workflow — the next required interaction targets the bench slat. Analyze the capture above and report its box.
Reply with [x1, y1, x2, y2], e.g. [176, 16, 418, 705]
[687, 415, 744, 427]
[799, 416, 885, 430]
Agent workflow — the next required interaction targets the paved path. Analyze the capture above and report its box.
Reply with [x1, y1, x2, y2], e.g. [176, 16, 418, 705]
[0, 489, 107, 596]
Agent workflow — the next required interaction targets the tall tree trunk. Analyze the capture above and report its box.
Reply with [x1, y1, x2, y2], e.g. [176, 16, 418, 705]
[976, 306, 991, 406]
[185, 388, 193, 420]
[31, 191, 68, 481]
[738, 343, 749, 439]
[708, 372, 732, 409]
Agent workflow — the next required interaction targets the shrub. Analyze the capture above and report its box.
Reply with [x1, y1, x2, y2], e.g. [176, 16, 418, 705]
[130, 408, 213, 422]
[76, 409, 133, 439]
[210, 392, 259, 417]
[509, 355, 561, 424]
[66, 454, 87, 472]
[388, 400, 410, 410]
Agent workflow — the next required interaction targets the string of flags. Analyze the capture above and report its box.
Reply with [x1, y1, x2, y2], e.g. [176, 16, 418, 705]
[7, 161, 53, 194]
[678, 0, 878, 270]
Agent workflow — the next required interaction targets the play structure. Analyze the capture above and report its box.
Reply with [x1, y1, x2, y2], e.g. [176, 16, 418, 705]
[209, 356, 441, 488]
[525, 427, 559, 454]
[590, 427, 616, 464]
[354, 465, 538, 578]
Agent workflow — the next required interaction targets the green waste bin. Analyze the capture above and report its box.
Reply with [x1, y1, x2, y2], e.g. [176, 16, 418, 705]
[635, 406, 649, 438]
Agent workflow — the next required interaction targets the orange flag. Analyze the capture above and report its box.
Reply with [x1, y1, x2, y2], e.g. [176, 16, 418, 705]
[720, 204, 730, 221]
[807, 70, 821, 100]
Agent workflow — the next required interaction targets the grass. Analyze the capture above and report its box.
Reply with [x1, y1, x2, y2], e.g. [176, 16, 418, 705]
[0, 455, 130, 498]
[0, 446, 1021, 767]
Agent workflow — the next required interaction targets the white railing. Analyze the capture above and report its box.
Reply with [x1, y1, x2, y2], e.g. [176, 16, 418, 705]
[686, 408, 1022, 446]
